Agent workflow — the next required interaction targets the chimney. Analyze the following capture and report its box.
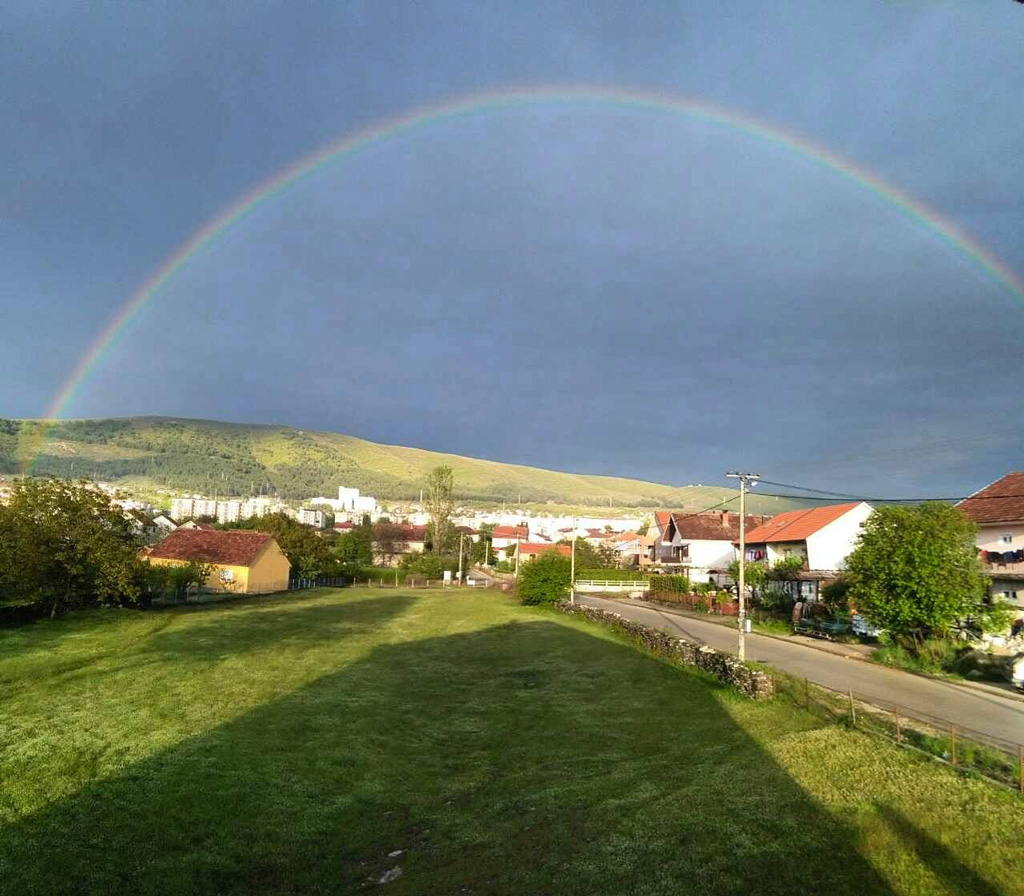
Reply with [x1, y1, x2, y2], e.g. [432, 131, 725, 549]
[720, 511, 730, 526]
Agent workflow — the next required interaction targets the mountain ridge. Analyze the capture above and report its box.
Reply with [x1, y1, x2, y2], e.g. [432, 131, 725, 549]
[0, 416, 805, 513]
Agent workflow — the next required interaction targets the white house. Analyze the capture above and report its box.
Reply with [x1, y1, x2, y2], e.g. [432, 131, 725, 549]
[741, 502, 873, 601]
[653, 511, 769, 582]
[958, 472, 1024, 618]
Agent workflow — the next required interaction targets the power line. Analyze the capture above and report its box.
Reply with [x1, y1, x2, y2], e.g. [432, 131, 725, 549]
[751, 488, 1024, 505]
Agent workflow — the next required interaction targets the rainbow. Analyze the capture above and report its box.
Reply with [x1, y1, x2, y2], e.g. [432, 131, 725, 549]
[28, 84, 1024, 471]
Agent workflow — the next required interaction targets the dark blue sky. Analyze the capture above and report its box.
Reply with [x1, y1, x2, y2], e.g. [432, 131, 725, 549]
[3, 1, 1023, 496]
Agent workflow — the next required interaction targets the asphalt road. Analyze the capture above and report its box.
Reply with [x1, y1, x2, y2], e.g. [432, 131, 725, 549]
[576, 595, 1024, 746]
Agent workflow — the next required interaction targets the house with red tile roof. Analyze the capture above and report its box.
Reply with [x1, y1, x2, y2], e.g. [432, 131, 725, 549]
[651, 511, 768, 581]
[517, 542, 572, 563]
[958, 472, 1024, 614]
[740, 502, 873, 601]
[491, 525, 530, 549]
[146, 528, 290, 594]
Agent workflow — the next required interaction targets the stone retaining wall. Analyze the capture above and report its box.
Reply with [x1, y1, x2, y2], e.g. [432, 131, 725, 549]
[557, 600, 774, 700]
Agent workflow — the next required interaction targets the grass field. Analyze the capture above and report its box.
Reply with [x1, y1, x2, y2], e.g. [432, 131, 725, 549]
[2, 588, 1022, 895]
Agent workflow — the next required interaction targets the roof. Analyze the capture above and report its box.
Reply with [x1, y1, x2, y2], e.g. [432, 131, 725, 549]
[376, 524, 427, 541]
[519, 542, 572, 557]
[333, 521, 355, 530]
[148, 529, 277, 566]
[742, 503, 863, 544]
[654, 511, 671, 532]
[668, 512, 766, 542]
[958, 472, 1024, 524]
[493, 525, 529, 539]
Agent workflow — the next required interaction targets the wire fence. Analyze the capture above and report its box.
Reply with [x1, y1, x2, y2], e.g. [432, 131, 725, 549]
[769, 669, 1024, 793]
[287, 575, 508, 591]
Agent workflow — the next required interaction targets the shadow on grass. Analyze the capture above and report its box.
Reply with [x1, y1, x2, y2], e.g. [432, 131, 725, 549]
[1, 619, 899, 895]
[144, 593, 417, 661]
[875, 804, 1004, 896]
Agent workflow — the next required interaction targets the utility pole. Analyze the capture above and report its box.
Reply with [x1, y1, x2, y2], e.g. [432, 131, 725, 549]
[515, 533, 522, 578]
[725, 471, 761, 662]
[457, 532, 465, 582]
[570, 515, 577, 604]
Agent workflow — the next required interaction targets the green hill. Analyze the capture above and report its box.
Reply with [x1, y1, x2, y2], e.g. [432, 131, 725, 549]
[0, 416, 803, 513]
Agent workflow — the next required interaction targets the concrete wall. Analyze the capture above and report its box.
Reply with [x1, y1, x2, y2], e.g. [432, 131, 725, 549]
[246, 542, 291, 593]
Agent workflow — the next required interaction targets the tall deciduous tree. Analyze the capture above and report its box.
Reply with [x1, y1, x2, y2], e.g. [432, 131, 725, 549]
[847, 503, 991, 646]
[0, 478, 144, 617]
[425, 465, 455, 554]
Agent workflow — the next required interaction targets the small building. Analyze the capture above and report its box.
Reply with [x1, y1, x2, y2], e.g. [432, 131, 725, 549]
[152, 514, 177, 533]
[492, 525, 530, 549]
[372, 524, 427, 566]
[518, 542, 572, 563]
[146, 529, 291, 594]
[958, 472, 1024, 617]
[608, 531, 655, 568]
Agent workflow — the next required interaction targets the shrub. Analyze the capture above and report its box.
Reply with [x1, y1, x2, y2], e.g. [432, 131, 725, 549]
[576, 569, 648, 581]
[649, 574, 690, 594]
[757, 585, 795, 614]
[518, 553, 571, 605]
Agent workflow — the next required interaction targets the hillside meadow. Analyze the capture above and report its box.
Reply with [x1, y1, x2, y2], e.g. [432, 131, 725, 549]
[2, 587, 1022, 895]
[0, 416, 805, 510]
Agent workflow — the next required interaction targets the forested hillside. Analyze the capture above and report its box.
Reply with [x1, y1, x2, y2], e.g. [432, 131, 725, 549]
[0, 416, 800, 512]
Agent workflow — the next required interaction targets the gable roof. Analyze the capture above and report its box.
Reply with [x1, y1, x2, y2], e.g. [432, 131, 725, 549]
[668, 511, 767, 542]
[742, 503, 864, 544]
[519, 542, 572, 557]
[148, 529, 277, 566]
[958, 472, 1024, 524]
[493, 525, 529, 539]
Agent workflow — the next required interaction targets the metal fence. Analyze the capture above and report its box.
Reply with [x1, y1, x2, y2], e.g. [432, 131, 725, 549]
[770, 669, 1024, 793]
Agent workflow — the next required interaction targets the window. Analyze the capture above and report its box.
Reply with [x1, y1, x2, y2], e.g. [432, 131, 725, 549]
[219, 569, 235, 584]
[1002, 590, 1017, 601]
[1001, 534, 1014, 545]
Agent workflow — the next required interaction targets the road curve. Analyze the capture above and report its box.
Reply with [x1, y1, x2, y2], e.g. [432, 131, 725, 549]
[575, 595, 1024, 746]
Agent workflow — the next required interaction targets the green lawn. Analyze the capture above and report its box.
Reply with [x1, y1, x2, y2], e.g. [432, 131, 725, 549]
[1, 588, 1021, 895]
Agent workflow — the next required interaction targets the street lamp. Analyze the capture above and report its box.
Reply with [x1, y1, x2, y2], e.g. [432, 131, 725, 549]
[725, 471, 761, 662]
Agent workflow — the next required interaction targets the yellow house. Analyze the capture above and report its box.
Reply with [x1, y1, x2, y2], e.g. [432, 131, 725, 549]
[146, 529, 291, 594]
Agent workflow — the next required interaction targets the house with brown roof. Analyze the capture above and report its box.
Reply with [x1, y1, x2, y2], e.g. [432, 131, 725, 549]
[651, 511, 768, 582]
[146, 529, 291, 594]
[958, 472, 1024, 614]
[740, 502, 873, 601]
[372, 524, 427, 566]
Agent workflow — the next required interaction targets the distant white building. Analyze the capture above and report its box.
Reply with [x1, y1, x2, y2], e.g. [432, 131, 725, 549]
[297, 507, 327, 528]
[242, 496, 273, 518]
[337, 486, 377, 514]
[193, 498, 218, 519]
[217, 500, 242, 524]
[170, 497, 194, 521]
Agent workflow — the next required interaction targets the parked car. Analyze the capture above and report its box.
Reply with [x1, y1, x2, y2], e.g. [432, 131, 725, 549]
[851, 613, 883, 641]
